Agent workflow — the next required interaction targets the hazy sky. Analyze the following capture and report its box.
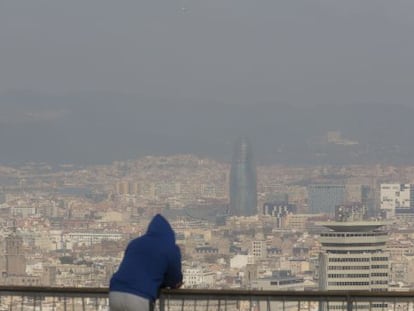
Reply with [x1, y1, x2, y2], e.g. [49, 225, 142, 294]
[1, 0, 414, 106]
[1, 1, 414, 165]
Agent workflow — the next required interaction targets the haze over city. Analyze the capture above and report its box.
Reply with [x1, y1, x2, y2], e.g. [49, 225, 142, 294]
[1, 1, 414, 165]
[2, 1, 414, 308]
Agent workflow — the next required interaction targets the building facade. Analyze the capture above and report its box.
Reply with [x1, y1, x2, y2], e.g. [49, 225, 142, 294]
[319, 221, 389, 310]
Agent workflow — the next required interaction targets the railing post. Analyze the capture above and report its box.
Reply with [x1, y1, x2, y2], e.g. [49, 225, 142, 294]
[159, 294, 165, 311]
[346, 294, 352, 311]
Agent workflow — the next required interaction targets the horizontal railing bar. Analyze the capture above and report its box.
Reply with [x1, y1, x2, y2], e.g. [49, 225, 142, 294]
[0, 286, 414, 301]
[0, 286, 108, 297]
[162, 289, 414, 300]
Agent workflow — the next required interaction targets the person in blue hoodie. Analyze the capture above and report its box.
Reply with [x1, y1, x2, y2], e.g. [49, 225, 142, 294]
[109, 214, 183, 311]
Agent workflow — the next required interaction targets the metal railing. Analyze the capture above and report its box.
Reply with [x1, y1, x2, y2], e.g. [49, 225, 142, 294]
[0, 286, 108, 311]
[2, 287, 414, 311]
[161, 289, 414, 311]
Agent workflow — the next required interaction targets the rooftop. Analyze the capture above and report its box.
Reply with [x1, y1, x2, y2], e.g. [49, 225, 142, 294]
[317, 221, 388, 232]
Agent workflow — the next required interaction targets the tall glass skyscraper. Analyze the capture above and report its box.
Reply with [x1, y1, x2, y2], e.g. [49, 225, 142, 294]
[229, 137, 257, 216]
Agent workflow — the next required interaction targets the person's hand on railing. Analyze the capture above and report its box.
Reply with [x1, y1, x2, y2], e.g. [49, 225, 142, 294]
[173, 281, 183, 289]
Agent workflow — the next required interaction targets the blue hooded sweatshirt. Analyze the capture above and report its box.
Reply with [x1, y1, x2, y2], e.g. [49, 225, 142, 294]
[110, 214, 183, 301]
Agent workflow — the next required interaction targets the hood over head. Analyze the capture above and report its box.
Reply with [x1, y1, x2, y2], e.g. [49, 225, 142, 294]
[146, 214, 175, 242]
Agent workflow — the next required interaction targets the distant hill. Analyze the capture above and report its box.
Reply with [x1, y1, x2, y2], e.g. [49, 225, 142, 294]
[0, 91, 413, 166]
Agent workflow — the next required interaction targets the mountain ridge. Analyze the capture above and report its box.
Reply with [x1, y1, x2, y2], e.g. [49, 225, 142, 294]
[0, 92, 412, 166]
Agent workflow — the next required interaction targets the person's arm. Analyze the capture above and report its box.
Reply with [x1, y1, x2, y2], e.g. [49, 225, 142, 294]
[162, 245, 183, 288]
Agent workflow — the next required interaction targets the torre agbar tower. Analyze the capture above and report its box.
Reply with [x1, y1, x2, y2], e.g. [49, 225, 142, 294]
[318, 221, 389, 311]
[229, 137, 257, 216]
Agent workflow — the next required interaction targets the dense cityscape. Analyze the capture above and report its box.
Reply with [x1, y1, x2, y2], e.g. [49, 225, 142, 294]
[1, 136, 413, 295]
[2, 1, 414, 310]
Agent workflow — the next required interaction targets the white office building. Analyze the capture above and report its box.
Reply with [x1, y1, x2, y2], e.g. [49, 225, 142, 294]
[63, 232, 123, 249]
[319, 221, 389, 310]
[183, 267, 216, 288]
[380, 184, 414, 218]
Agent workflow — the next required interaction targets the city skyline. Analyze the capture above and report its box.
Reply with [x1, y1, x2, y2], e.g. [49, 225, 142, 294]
[1, 151, 414, 293]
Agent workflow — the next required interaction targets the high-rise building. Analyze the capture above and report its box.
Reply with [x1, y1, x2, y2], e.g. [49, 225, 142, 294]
[319, 221, 389, 310]
[308, 184, 345, 215]
[229, 137, 257, 216]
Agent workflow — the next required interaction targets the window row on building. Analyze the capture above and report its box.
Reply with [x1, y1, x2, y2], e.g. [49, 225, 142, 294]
[328, 265, 370, 270]
[270, 279, 304, 286]
[328, 282, 370, 286]
[321, 233, 387, 238]
[371, 280, 388, 285]
[371, 265, 388, 269]
[324, 243, 386, 248]
[371, 272, 388, 277]
[328, 258, 370, 262]
[328, 274, 370, 278]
